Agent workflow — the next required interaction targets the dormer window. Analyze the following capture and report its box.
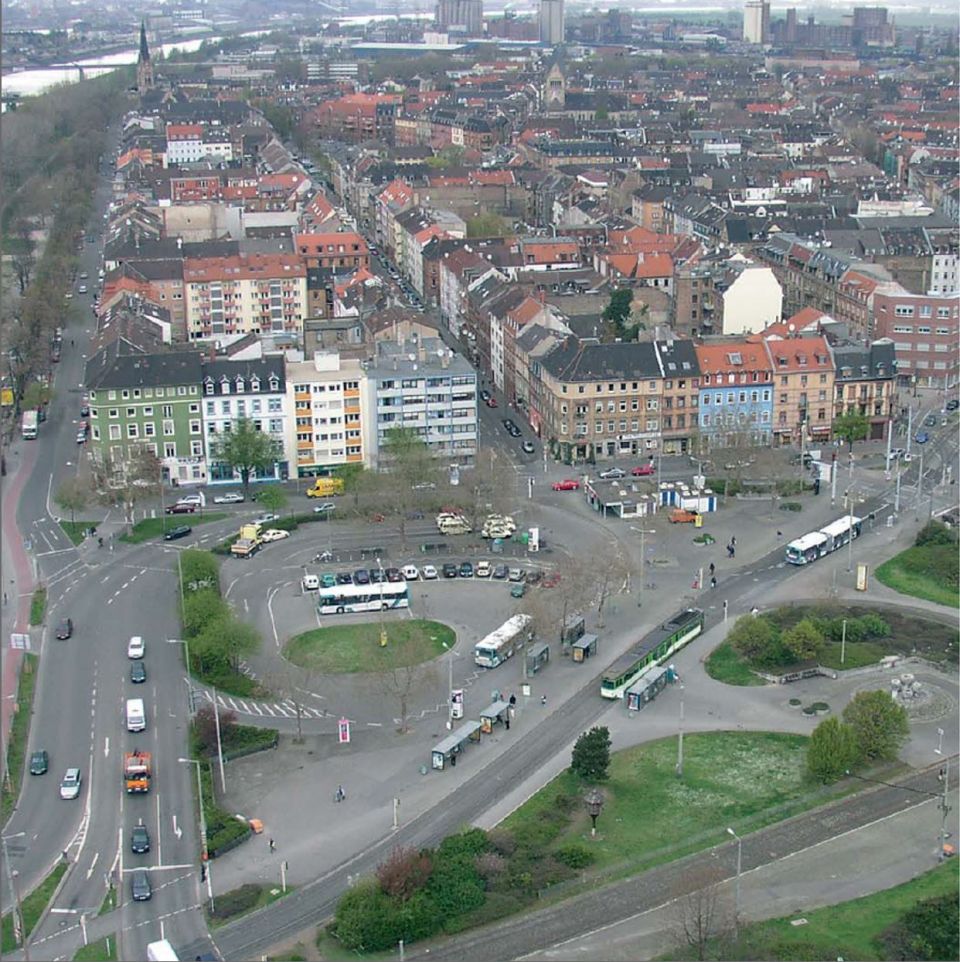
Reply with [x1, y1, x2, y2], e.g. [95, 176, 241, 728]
[205, 381, 214, 395]
[236, 378, 245, 393]
[251, 377, 261, 392]
[269, 377, 279, 392]
[220, 379, 230, 394]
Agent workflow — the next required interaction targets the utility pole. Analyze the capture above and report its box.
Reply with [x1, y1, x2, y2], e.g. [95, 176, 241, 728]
[675, 684, 685, 777]
[939, 759, 952, 862]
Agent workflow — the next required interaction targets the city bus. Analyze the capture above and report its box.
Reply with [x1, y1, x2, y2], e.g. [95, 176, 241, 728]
[474, 613, 532, 668]
[785, 514, 862, 565]
[317, 581, 409, 615]
[600, 608, 704, 699]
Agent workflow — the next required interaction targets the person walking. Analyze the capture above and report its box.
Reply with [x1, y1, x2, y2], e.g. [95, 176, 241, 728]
[710, 576, 717, 589]
[540, 694, 547, 706]
[269, 838, 276, 852]
[708, 562, 715, 576]
[335, 785, 346, 803]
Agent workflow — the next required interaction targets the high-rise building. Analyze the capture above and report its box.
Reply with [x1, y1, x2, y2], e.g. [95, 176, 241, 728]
[743, 0, 770, 44]
[539, 0, 564, 45]
[136, 21, 154, 91]
[436, 0, 483, 36]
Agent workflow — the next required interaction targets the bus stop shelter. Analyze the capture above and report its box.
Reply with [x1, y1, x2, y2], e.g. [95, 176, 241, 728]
[526, 641, 550, 675]
[431, 721, 481, 770]
[479, 700, 510, 733]
[571, 633, 599, 663]
[625, 666, 669, 711]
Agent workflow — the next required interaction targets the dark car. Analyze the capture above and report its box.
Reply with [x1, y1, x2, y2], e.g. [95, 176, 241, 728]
[914, 431, 930, 444]
[369, 568, 386, 583]
[353, 569, 371, 585]
[521, 441, 535, 454]
[130, 660, 146, 684]
[29, 750, 49, 775]
[131, 869, 152, 901]
[385, 567, 403, 583]
[946, 399, 959, 411]
[442, 562, 459, 578]
[502, 418, 517, 433]
[492, 564, 509, 580]
[131, 825, 150, 854]
[480, 389, 491, 402]
[163, 525, 192, 541]
[526, 568, 543, 585]
[459, 561, 474, 578]
[55, 618, 73, 640]
[164, 503, 195, 514]
[335, 572, 353, 585]
[924, 414, 938, 427]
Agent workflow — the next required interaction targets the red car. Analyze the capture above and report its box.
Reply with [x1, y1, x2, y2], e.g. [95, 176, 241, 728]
[551, 479, 580, 492]
[542, 572, 561, 588]
[485, 397, 498, 408]
[631, 463, 655, 476]
[165, 503, 196, 515]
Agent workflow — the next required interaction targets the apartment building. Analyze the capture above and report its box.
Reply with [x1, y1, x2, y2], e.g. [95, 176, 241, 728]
[439, 247, 502, 339]
[295, 231, 370, 271]
[183, 254, 307, 342]
[535, 338, 663, 464]
[165, 124, 233, 166]
[285, 352, 370, 477]
[763, 335, 835, 447]
[655, 338, 701, 455]
[202, 358, 290, 484]
[365, 338, 478, 466]
[831, 338, 898, 442]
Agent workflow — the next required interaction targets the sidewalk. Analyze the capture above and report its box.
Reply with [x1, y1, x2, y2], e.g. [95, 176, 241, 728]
[1, 436, 40, 766]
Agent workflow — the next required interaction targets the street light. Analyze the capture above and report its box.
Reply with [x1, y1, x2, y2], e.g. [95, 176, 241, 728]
[376, 556, 387, 647]
[179, 757, 215, 913]
[727, 827, 742, 940]
[441, 640, 460, 730]
[675, 682, 685, 777]
[1, 832, 29, 961]
[584, 788, 605, 838]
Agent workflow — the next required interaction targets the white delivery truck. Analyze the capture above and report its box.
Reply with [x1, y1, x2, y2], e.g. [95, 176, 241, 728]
[147, 939, 179, 961]
[126, 697, 146, 733]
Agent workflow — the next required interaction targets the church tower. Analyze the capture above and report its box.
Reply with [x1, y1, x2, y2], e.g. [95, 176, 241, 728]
[137, 22, 154, 92]
[543, 62, 565, 109]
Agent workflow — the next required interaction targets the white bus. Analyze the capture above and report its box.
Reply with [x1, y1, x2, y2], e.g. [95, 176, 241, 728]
[786, 515, 862, 565]
[317, 581, 409, 615]
[474, 614, 532, 669]
[126, 698, 146, 733]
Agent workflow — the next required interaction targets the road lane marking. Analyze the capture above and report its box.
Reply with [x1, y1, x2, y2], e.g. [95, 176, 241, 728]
[251, 703, 264, 715]
[104, 737, 109, 758]
[86, 852, 99, 879]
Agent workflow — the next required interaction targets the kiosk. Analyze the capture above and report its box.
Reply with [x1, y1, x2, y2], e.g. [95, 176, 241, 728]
[431, 721, 481, 770]
[571, 633, 599, 663]
[625, 666, 669, 711]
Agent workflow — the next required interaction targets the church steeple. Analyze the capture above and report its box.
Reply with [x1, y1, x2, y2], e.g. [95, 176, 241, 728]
[137, 21, 154, 92]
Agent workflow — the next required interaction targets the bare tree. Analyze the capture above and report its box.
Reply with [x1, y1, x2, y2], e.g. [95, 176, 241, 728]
[669, 864, 733, 961]
[592, 552, 631, 630]
[91, 445, 162, 525]
[263, 661, 318, 744]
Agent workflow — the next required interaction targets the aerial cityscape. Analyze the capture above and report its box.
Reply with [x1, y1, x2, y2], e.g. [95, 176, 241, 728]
[0, 1, 957, 960]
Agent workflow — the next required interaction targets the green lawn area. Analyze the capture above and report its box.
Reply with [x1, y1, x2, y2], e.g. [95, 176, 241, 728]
[207, 882, 294, 928]
[503, 732, 846, 876]
[876, 545, 959, 608]
[119, 512, 228, 544]
[704, 641, 766, 686]
[0, 653, 39, 822]
[29, 586, 46, 625]
[73, 934, 118, 961]
[667, 859, 959, 961]
[285, 619, 455, 673]
[59, 520, 91, 545]
[1, 860, 68, 952]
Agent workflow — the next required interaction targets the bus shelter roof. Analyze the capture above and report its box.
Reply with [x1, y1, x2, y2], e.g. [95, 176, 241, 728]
[432, 721, 481, 756]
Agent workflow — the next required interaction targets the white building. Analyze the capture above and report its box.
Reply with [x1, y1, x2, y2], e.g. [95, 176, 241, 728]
[743, 0, 769, 43]
[716, 257, 783, 336]
[539, 0, 564, 44]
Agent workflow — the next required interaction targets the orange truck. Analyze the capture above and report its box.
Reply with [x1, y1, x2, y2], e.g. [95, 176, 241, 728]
[124, 751, 152, 793]
[669, 508, 701, 524]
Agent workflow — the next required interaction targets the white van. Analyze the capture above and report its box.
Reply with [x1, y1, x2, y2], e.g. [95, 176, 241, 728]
[126, 698, 146, 733]
[302, 574, 320, 591]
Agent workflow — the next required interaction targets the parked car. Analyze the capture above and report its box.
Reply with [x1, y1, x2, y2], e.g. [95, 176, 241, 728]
[459, 561, 474, 578]
[924, 414, 938, 427]
[492, 564, 509, 580]
[946, 399, 959, 411]
[131, 825, 150, 854]
[302, 574, 320, 591]
[421, 564, 439, 580]
[163, 525, 192, 541]
[60, 767, 82, 799]
[510, 582, 526, 598]
[130, 660, 147, 684]
[402, 564, 420, 580]
[213, 492, 244, 504]
[75, 430, 87, 445]
[369, 568, 386, 583]
[313, 502, 336, 514]
[480, 389, 491, 402]
[260, 529, 289, 542]
[476, 561, 491, 577]
[442, 562, 459, 578]
[353, 569, 371, 585]
[542, 571, 561, 588]
[55, 617, 73, 640]
[552, 479, 579, 491]
[335, 572, 353, 585]
[30, 750, 49, 775]
[526, 569, 542, 585]
[599, 467, 626, 480]
[508, 567, 524, 582]
[165, 503, 195, 515]
[521, 441, 535, 455]
[131, 870, 152, 901]
[631, 463, 655, 476]
[385, 567, 404, 583]
[318, 574, 335, 589]
[914, 431, 930, 444]
[253, 513, 280, 525]
[485, 396, 498, 408]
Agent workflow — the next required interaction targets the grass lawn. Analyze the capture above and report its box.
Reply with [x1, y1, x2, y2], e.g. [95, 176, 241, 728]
[503, 732, 843, 876]
[59, 520, 91, 545]
[207, 883, 294, 928]
[668, 859, 959, 961]
[29, 586, 46, 626]
[704, 641, 766, 686]
[73, 935, 118, 961]
[119, 512, 228, 544]
[285, 619, 455, 674]
[0, 653, 39, 823]
[876, 545, 959, 608]
[1, 860, 68, 952]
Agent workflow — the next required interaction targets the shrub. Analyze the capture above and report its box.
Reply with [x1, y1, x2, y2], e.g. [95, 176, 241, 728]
[554, 792, 580, 814]
[858, 612, 890, 638]
[553, 844, 596, 869]
[376, 847, 433, 901]
[880, 893, 959, 961]
[193, 706, 237, 755]
[807, 717, 859, 784]
[782, 619, 825, 662]
[210, 883, 261, 920]
[915, 521, 958, 547]
[475, 851, 508, 880]
[436, 828, 490, 861]
[333, 878, 402, 951]
[842, 689, 909, 762]
[486, 827, 517, 857]
[424, 855, 486, 918]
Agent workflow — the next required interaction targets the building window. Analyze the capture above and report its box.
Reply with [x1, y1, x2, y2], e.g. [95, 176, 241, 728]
[163, 420, 175, 436]
[127, 424, 139, 439]
[164, 442, 176, 458]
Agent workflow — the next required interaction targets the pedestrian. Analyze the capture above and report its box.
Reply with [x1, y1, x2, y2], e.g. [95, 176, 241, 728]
[540, 694, 547, 706]
[509, 693, 517, 706]
[710, 576, 717, 589]
[504, 716, 510, 731]
[730, 536, 736, 547]
[708, 562, 715, 576]
[776, 530, 782, 539]
[269, 838, 276, 852]
[2, 592, 6, 605]
[97, 536, 103, 548]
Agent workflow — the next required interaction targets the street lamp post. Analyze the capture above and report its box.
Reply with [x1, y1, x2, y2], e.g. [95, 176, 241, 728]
[676, 683, 685, 777]
[726, 827, 742, 941]
[179, 757, 214, 913]
[584, 788, 605, 839]
[376, 556, 387, 648]
[841, 618, 847, 665]
[1, 832, 29, 961]
[636, 526, 655, 607]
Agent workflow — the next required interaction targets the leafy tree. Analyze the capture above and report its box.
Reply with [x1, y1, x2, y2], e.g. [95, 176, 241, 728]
[54, 476, 88, 523]
[182, 590, 228, 638]
[806, 716, 859, 783]
[915, 520, 958, 547]
[880, 894, 959, 962]
[466, 212, 510, 238]
[728, 615, 779, 664]
[193, 705, 237, 757]
[842, 690, 909, 762]
[602, 288, 633, 338]
[254, 484, 287, 514]
[781, 618, 825, 662]
[571, 726, 611, 781]
[832, 410, 869, 449]
[376, 847, 433, 901]
[92, 446, 162, 525]
[209, 418, 281, 498]
[179, 549, 220, 593]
